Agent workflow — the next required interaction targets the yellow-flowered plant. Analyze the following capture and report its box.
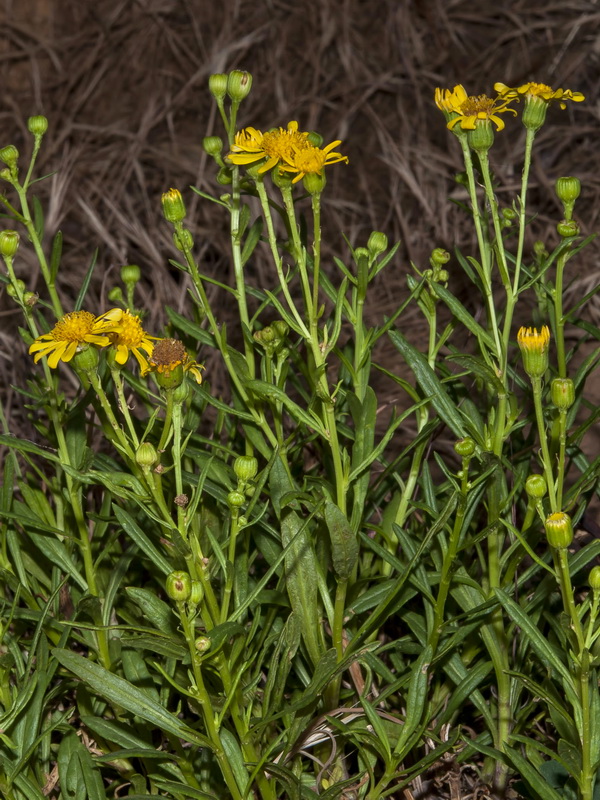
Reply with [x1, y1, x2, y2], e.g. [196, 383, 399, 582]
[28, 310, 117, 367]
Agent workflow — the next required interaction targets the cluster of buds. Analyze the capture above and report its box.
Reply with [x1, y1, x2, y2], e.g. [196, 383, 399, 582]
[253, 320, 289, 359]
[208, 70, 253, 104]
[165, 570, 204, 607]
[227, 454, 259, 512]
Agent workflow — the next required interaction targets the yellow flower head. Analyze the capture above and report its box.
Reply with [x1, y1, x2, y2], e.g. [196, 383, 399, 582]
[436, 84, 517, 132]
[96, 308, 158, 372]
[28, 310, 116, 368]
[278, 139, 349, 183]
[142, 338, 204, 385]
[228, 121, 313, 174]
[494, 81, 585, 109]
[517, 325, 551, 379]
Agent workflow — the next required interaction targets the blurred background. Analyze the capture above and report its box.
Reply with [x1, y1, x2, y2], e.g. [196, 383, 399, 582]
[1, 0, 598, 428]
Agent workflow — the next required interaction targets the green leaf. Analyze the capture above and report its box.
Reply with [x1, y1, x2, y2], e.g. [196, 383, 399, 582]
[495, 589, 573, 687]
[52, 649, 212, 748]
[246, 380, 326, 436]
[388, 329, 466, 438]
[50, 229, 63, 282]
[433, 283, 496, 352]
[393, 645, 431, 758]
[74, 249, 98, 311]
[504, 745, 566, 800]
[323, 500, 358, 580]
[165, 305, 215, 347]
[125, 587, 178, 634]
[58, 731, 105, 800]
[32, 195, 44, 241]
[241, 216, 263, 266]
[281, 510, 322, 665]
[113, 505, 172, 575]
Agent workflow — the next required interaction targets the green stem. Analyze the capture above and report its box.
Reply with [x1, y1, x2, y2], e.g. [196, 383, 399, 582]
[229, 165, 255, 377]
[554, 249, 569, 379]
[531, 377, 557, 511]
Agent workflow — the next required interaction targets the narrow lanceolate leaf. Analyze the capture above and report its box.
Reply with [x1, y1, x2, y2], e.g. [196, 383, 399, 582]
[495, 589, 573, 688]
[324, 500, 358, 580]
[52, 649, 212, 749]
[393, 645, 432, 757]
[281, 510, 322, 665]
[389, 330, 466, 438]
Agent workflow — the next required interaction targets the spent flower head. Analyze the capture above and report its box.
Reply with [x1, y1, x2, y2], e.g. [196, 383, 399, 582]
[29, 310, 116, 368]
[142, 337, 204, 388]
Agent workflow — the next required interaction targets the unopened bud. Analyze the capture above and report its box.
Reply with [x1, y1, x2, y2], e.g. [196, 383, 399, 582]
[367, 231, 388, 256]
[216, 167, 232, 185]
[234, 455, 258, 482]
[6, 280, 25, 297]
[166, 570, 192, 602]
[0, 230, 20, 258]
[195, 635, 211, 654]
[208, 73, 228, 101]
[227, 70, 252, 102]
[557, 220, 579, 238]
[27, 115, 48, 136]
[589, 566, 600, 592]
[23, 291, 38, 307]
[136, 441, 158, 469]
[431, 247, 450, 266]
[174, 228, 194, 252]
[551, 378, 575, 411]
[190, 581, 204, 605]
[454, 437, 475, 458]
[555, 177, 580, 221]
[227, 490, 245, 509]
[545, 511, 573, 549]
[525, 474, 547, 500]
[202, 136, 223, 158]
[121, 264, 141, 285]
[0, 145, 19, 167]
[162, 188, 186, 223]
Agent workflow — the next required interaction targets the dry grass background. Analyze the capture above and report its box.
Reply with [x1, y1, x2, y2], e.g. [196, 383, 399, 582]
[1, 0, 599, 435]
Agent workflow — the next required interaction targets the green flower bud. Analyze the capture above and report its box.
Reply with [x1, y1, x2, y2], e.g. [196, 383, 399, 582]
[6, 280, 25, 297]
[525, 474, 547, 500]
[166, 570, 192, 602]
[234, 455, 258, 482]
[161, 188, 186, 223]
[467, 119, 494, 153]
[107, 287, 124, 304]
[0, 145, 19, 167]
[121, 264, 141, 285]
[174, 228, 194, 252]
[216, 167, 232, 185]
[227, 70, 252, 102]
[517, 326, 550, 380]
[557, 220, 579, 238]
[454, 437, 476, 458]
[522, 96, 548, 132]
[0, 168, 12, 182]
[272, 320, 289, 340]
[354, 247, 369, 262]
[227, 490, 245, 509]
[367, 231, 388, 256]
[302, 171, 326, 195]
[208, 73, 228, 101]
[589, 566, 600, 592]
[555, 176, 580, 209]
[27, 115, 48, 136]
[202, 136, 223, 157]
[545, 511, 573, 549]
[0, 230, 20, 258]
[23, 291, 38, 307]
[502, 207, 517, 221]
[194, 635, 211, 654]
[136, 441, 158, 469]
[533, 240, 547, 259]
[72, 344, 100, 373]
[551, 377, 575, 411]
[307, 131, 323, 148]
[190, 581, 204, 605]
[430, 247, 450, 266]
[171, 380, 190, 404]
[437, 269, 449, 282]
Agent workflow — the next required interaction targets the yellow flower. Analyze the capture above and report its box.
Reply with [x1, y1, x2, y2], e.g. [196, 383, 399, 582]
[29, 310, 115, 368]
[517, 325, 550, 379]
[142, 338, 204, 385]
[494, 81, 585, 109]
[278, 140, 348, 183]
[436, 84, 516, 131]
[97, 308, 157, 372]
[227, 121, 313, 173]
